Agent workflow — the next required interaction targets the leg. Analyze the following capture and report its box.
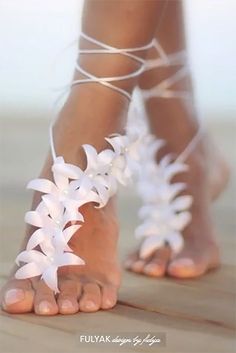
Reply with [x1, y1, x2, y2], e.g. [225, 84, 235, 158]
[126, 0, 223, 278]
[1, 0, 162, 315]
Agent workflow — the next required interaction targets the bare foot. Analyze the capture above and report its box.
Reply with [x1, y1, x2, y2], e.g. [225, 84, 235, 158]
[1, 173, 120, 315]
[125, 138, 221, 279]
[1, 94, 122, 315]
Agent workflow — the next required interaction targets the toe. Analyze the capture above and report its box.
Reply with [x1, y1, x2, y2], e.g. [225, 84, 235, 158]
[143, 247, 170, 277]
[167, 257, 205, 278]
[79, 283, 101, 312]
[57, 277, 80, 315]
[101, 284, 117, 310]
[130, 259, 146, 273]
[33, 279, 58, 315]
[1, 279, 34, 314]
[124, 251, 139, 270]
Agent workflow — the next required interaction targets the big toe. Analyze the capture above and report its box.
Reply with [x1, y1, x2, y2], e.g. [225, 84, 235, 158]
[167, 257, 205, 278]
[33, 280, 58, 316]
[142, 247, 170, 277]
[1, 279, 34, 314]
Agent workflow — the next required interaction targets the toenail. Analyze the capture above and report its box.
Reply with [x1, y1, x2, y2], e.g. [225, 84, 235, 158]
[85, 301, 96, 310]
[38, 301, 52, 314]
[145, 264, 158, 272]
[60, 299, 74, 311]
[144, 264, 163, 275]
[171, 258, 195, 268]
[132, 261, 144, 270]
[105, 299, 114, 307]
[4, 289, 25, 305]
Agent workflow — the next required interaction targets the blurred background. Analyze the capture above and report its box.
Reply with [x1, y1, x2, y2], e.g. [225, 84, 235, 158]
[0, 0, 236, 120]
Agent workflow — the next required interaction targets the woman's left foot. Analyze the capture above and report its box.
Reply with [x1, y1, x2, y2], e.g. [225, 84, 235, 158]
[125, 137, 221, 279]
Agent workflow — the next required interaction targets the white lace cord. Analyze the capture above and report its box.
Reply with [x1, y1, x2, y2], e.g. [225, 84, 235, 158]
[15, 32, 154, 292]
[141, 38, 191, 100]
[50, 32, 154, 161]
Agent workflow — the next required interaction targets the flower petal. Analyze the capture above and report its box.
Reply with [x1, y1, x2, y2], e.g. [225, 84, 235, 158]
[27, 179, 58, 195]
[41, 265, 59, 293]
[168, 183, 186, 200]
[159, 153, 173, 168]
[139, 235, 164, 259]
[170, 211, 192, 231]
[15, 250, 47, 266]
[93, 181, 110, 207]
[105, 135, 128, 155]
[24, 211, 43, 227]
[98, 149, 115, 165]
[52, 229, 68, 250]
[26, 229, 47, 251]
[53, 173, 69, 191]
[164, 162, 188, 181]
[165, 231, 184, 254]
[58, 252, 85, 267]
[76, 177, 93, 198]
[82, 144, 98, 170]
[15, 262, 43, 279]
[40, 239, 56, 258]
[63, 225, 81, 242]
[63, 200, 84, 224]
[42, 194, 64, 221]
[135, 221, 160, 239]
[171, 195, 193, 212]
[53, 161, 82, 180]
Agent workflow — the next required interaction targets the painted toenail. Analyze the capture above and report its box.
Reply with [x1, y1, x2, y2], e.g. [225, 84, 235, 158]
[105, 299, 114, 307]
[144, 264, 164, 275]
[132, 261, 144, 270]
[60, 300, 74, 311]
[85, 301, 96, 310]
[171, 258, 195, 268]
[4, 289, 25, 305]
[38, 301, 52, 314]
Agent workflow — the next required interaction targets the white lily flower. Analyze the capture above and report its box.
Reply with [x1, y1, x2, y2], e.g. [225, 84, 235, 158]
[27, 157, 83, 202]
[15, 248, 85, 293]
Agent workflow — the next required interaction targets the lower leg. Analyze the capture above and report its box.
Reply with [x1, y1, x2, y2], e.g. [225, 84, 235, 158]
[138, 0, 229, 196]
[1, 0, 162, 315]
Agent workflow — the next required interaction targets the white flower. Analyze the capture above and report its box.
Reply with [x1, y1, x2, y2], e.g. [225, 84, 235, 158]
[25, 196, 83, 230]
[135, 135, 193, 259]
[15, 248, 84, 293]
[105, 133, 142, 185]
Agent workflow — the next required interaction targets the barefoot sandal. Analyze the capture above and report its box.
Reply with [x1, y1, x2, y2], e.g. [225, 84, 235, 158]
[130, 39, 204, 259]
[14, 33, 154, 292]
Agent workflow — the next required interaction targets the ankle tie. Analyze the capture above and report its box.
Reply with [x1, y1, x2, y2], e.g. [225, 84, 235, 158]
[141, 39, 191, 100]
[14, 32, 154, 292]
